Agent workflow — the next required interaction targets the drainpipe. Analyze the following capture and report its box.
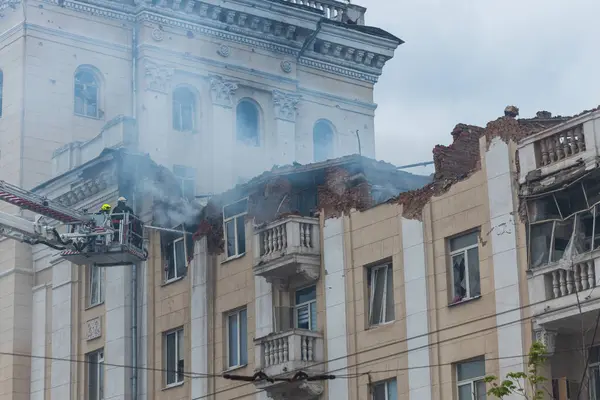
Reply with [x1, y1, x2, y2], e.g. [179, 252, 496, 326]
[131, 261, 138, 400]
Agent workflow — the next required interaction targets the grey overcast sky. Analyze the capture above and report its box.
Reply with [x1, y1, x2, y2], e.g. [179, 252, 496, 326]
[367, 0, 600, 175]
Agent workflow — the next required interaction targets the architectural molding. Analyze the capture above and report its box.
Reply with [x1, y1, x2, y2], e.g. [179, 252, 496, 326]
[0, 267, 33, 279]
[272, 89, 301, 122]
[55, 174, 116, 206]
[35, 0, 386, 83]
[280, 60, 292, 73]
[143, 59, 174, 93]
[534, 328, 557, 355]
[217, 44, 230, 57]
[208, 75, 238, 108]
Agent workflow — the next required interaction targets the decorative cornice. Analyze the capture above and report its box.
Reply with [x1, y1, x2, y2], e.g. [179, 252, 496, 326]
[208, 75, 238, 108]
[299, 57, 378, 83]
[35, 0, 386, 83]
[55, 174, 115, 207]
[143, 59, 174, 93]
[272, 89, 301, 122]
[0, 0, 20, 17]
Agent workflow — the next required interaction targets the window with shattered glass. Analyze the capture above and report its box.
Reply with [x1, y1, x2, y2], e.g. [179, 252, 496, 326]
[74, 70, 99, 118]
[367, 262, 395, 326]
[449, 230, 480, 304]
[527, 179, 600, 269]
[172, 87, 195, 132]
[223, 198, 248, 258]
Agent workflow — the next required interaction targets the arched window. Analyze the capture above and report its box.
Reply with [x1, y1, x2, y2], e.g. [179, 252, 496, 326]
[0, 70, 3, 118]
[74, 68, 100, 118]
[313, 120, 334, 162]
[236, 100, 260, 146]
[172, 87, 196, 132]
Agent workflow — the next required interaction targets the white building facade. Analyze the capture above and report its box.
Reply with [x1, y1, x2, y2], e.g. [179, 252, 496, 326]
[0, 0, 400, 398]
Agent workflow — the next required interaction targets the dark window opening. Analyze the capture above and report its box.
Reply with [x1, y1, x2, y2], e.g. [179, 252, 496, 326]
[161, 227, 187, 282]
[313, 120, 334, 162]
[74, 69, 99, 118]
[236, 100, 260, 146]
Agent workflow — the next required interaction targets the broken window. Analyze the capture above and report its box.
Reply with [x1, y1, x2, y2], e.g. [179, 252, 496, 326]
[313, 119, 334, 162]
[367, 262, 395, 326]
[164, 327, 184, 386]
[223, 198, 248, 258]
[450, 231, 480, 304]
[236, 100, 260, 146]
[162, 226, 187, 282]
[172, 87, 195, 132]
[74, 69, 99, 118]
[527, 178, 600, 268]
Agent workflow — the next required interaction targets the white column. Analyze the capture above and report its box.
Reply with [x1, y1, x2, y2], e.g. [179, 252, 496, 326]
[323, 216, 349, 399]
[51, 261, 73, 400]
[30, 284, 48, 400]
[138, 59, 174, 168]
[272, 89, 301, 166]
[485, 137, 524, 395]
[191, 237, 209, 399]
[208, 75, 237, 193]
[104, 265, 132, 400]
[138, 261, 149, 400]
[254, 275, 273, 400]
[401, 218, 432, 399]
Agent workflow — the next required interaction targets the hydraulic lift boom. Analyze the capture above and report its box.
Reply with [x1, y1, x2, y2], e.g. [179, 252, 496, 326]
[0, 180, 148, 266]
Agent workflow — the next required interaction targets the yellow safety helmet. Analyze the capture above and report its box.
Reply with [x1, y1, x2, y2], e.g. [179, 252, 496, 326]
[101, 204, 112, 211]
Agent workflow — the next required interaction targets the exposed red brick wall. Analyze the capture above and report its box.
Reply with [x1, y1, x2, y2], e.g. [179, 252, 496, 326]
[318, 166, 372, 219]
[433, 124, 484, 181]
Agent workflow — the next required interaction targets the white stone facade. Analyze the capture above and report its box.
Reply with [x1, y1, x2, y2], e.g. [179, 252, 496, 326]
[0, 0, 400, 398]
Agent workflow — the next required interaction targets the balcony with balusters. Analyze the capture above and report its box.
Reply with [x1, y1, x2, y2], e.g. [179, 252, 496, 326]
[518, 109, 600, 185]
[253, 216, 321, 287]
[253, 329, 325, 400]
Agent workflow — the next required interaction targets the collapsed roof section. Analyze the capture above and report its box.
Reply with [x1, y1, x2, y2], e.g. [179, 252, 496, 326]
[391, 107, 571, 220]
[193, 154, 432, 254]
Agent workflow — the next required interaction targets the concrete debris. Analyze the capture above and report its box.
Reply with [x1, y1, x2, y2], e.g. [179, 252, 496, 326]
[504, 105, 519, 118]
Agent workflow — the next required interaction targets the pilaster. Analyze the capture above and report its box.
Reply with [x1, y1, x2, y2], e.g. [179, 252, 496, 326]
[208, 75, 238, 192]
[272, 89, 301, 165]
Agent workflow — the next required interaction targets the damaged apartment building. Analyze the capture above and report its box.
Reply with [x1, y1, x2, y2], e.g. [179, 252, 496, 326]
[519, 107, 600, 400]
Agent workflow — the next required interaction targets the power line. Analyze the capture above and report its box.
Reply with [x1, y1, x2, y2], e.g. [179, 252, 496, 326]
[192, 290, 600, 400]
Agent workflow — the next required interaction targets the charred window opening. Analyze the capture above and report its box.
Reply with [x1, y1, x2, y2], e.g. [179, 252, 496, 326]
[290, 187, 318, 217]
[161, 226, 187, 282]
[223, 198, 248, 258]
[527, 178, 600, 268]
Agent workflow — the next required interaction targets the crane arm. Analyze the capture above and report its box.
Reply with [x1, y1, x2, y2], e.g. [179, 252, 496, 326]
[0, 211, 66, 248]
[0, 180, 91, 224]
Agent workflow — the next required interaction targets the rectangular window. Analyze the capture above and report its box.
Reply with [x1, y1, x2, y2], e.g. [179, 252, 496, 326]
[173, 165, 195, 200]
[165, 236, 187, 282]
[223, 198, 248, 258]
[450, 231, 481, 303]
[372, 379, 397, 400]
[164, 328, 184, 386]
[89, 265, 105, 307]
[457, 357, 486, 400]
[227, 308, 248, 368]
[87, 349, 104, 400]
[367, 263, 395, 326]
[295, 285, 317, 331]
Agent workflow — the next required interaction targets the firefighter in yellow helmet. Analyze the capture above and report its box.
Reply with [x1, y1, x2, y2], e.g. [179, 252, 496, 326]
[100, 203, 112, 214]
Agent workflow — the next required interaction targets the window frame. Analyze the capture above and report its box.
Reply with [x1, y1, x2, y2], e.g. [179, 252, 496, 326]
[236, 99, 260, 147]
[87, 348, 104, 400]
[172, 87, 196, 132]
[164, 237, 186, 283]
[371, 378, 397, 400]
[173, 165, 196, 200]
[313, 119, 335, 162]
[449, 230, 481, 304]
[456, 357, 486, 400]
[164, 327, 185, 387]
[226, 308, 248, 369]
[74, 68, 101, 119]
[89, 265, 105, 307]
[223, 198, 248, 259]
[367, 262, 395, 327]
[294, 285, 317, 331]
